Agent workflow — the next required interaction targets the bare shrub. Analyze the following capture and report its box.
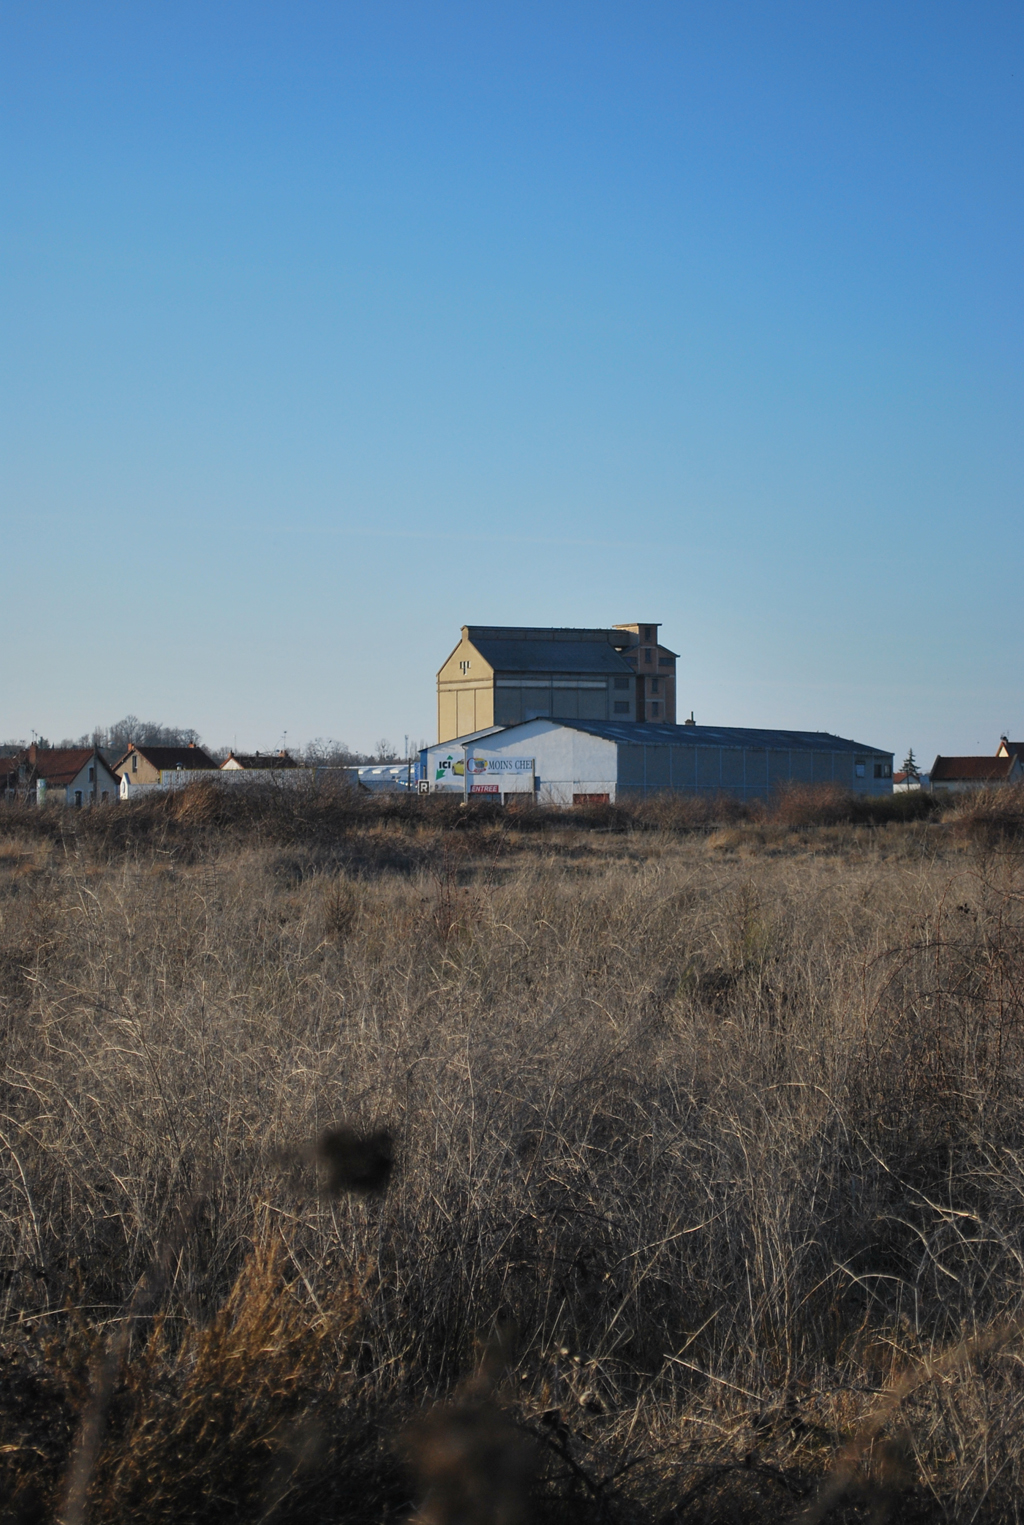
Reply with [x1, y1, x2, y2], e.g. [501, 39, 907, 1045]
[625, 790, 756, 831]
[770, 782, 853, 827]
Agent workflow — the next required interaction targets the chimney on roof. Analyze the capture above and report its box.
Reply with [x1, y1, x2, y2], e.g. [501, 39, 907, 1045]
[684, 712, 695, 726]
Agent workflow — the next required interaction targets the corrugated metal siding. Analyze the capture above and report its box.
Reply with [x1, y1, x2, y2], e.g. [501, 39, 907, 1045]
[614, 742, 890, 800]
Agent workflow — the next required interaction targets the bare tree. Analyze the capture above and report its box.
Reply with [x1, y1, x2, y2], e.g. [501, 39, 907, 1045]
[302, 737, 362, 768]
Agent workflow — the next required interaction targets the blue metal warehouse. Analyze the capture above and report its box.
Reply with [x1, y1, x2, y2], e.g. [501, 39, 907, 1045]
[422, 718, 894, 804]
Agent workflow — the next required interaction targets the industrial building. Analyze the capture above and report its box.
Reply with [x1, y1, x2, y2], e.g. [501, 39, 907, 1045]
[421, 718, 894, 805]
[436, 622, 678, 742]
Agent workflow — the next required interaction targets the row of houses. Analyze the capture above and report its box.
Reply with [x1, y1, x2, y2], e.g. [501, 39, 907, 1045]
[0, 742, 322, 806]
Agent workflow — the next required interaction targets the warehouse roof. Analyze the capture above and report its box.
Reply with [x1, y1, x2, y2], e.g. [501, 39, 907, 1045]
[467, 638, 635, 675]
[558, 720, 892, 755]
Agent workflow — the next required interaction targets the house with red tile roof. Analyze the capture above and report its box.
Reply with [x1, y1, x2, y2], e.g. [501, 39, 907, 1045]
[2, 745, 120, 806]
[929, 753, 1023, 793]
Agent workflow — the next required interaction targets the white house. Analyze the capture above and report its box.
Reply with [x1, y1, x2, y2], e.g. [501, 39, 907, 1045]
[17, 747, 120, 806]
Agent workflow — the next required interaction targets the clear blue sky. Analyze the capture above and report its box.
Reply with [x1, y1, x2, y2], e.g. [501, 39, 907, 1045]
[2, 2, 1021, 762]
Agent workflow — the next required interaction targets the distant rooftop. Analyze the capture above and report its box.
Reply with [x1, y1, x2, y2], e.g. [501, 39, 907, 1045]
[221, 751, 300, 770]
[931, 755, 1016, 782]
[113, 743, 217, 772]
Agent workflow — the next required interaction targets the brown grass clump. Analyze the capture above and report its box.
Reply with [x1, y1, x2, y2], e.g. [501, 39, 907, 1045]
[770, 783, 854, 828]
[946, 782, 1024, 842]
[1, 792, 1024, 1521]
[90, 1232, 364, 1524]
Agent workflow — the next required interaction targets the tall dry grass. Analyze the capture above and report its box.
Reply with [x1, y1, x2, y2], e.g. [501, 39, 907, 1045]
[0, 788, 1023, 1521]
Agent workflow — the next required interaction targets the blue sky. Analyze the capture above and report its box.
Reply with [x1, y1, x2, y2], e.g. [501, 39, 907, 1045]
[2, 2, 1021, 761]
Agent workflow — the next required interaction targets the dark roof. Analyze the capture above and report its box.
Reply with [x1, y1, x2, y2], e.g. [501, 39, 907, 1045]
[221, 752, 300, 770]
[467, 625, 628, 642]
[28, 749, 109, 786]
[112, 744, 217, 773]
[931, 756, 1016, 782]
[468, 638, 635, 676]
[542, 720, 893, 755]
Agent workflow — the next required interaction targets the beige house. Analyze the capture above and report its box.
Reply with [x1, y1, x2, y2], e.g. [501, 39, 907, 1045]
[112, 742, 218, 785]
[436, 622, 678, 743]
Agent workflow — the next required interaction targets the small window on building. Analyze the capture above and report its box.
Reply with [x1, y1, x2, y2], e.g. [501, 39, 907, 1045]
[101, 790, 108, 801]
[132, 754, 138, 773]
[658, 656, 673, 667]
[651, 678, 659, 694]
[650, 702, 660, 718]
[644, 626, 653, 640]
[613, 701, 630, 715]
[855, 761, 866, 778]
[644, 647, 652, 663]
[88, 766, 95, 782]
[75, 790, 83, 807]
[613, 675, 630, 689]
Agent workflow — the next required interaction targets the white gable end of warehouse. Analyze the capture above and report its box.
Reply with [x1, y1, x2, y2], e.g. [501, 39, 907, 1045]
[473, 719, 616, 804]
[424, 720, 617, 803]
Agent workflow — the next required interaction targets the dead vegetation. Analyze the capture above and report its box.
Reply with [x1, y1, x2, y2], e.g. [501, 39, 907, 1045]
[0, 785, 1023, 1522]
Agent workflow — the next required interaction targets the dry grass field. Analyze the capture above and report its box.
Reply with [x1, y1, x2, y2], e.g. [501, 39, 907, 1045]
[1, 781, 1024, 1524]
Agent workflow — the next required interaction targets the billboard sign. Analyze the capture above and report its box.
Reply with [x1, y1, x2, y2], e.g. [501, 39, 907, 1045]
[465, 753, 535, 794]
[433, 751, 465, 788]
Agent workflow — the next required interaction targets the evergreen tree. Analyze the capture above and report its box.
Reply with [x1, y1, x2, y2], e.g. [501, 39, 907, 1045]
[901, 747, 920, 781]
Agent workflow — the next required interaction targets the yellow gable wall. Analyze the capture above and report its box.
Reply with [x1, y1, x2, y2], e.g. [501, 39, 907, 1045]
[437, 636, 494, 742]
